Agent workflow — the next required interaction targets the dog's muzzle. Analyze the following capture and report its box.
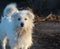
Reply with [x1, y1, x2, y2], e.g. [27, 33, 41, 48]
[21, 23, 24, 27]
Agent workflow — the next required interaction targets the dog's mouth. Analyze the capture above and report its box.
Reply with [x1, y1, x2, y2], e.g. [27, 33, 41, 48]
[16, 27, 24, 36]
[17, 27, 23, 32]
[16, 27, 27, 37]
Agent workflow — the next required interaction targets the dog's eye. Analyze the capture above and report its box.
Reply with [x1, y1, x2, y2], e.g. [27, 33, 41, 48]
[18, 18, 21, 21]
[25, 18, 27, 20]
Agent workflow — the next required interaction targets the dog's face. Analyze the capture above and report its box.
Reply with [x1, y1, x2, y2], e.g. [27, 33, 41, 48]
[11, 10, 34, 28]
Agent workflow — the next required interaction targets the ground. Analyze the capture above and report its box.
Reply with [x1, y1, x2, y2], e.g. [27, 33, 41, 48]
[30, 16, 60, 49]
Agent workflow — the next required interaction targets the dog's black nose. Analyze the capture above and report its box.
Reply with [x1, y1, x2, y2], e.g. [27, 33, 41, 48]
[21, 23, 24, 27]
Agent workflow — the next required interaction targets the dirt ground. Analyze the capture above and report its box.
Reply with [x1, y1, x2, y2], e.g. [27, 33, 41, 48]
[30, 16, 60, 49]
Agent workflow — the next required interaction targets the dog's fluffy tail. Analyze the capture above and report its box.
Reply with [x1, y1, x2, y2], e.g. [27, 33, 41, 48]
[3, 3, 18, 17]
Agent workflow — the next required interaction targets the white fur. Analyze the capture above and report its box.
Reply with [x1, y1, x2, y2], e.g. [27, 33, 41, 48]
[0, 3, 35, 49]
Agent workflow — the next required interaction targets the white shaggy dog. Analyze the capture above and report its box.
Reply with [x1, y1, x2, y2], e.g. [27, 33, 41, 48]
[0, 3, 35, 49]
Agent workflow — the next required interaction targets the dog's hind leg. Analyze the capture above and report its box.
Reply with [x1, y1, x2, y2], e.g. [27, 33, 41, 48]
[2, 36, 8, 49]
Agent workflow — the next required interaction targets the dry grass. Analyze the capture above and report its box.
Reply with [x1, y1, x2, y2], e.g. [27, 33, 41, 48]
[31, 14, 60, 49]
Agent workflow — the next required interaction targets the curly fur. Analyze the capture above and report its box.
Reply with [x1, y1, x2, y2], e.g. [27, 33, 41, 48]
[0, 3, 35, 49]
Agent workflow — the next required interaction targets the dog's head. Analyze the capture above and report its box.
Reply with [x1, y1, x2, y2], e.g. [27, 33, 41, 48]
[11, 10, 35, 29]
[3, 3, 35, 29]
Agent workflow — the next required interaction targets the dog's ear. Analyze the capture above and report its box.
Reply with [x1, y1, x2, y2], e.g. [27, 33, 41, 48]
[3, 3, 18, 18]
[27, 11, 35, 20]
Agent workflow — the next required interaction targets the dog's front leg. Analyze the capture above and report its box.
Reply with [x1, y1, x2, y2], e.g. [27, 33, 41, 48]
[23, 46, 28, 49]
[2, 36, 8, 49]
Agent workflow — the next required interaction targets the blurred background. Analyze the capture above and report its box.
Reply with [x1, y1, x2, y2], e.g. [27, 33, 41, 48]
[0, 0, 60, 16]
[0, 0, 60, 49]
